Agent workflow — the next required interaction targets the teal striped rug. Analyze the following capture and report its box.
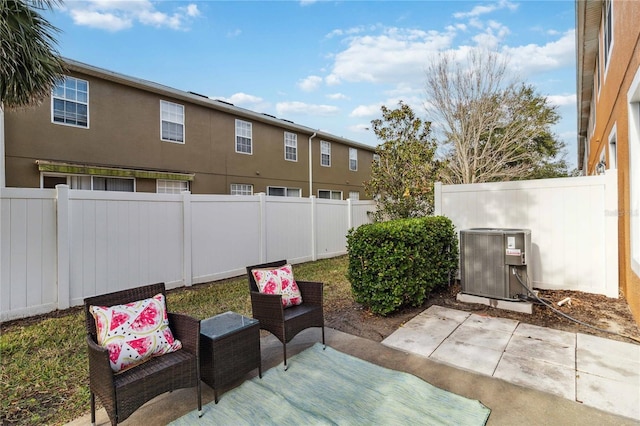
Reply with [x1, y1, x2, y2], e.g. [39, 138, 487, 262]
[171, 343, 490, 425]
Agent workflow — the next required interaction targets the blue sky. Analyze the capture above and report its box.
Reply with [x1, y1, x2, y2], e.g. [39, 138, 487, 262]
[45, 0, 578, 167]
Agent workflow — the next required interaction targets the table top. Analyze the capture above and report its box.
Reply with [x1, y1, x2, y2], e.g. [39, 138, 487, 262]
[200, 311, 258, 340]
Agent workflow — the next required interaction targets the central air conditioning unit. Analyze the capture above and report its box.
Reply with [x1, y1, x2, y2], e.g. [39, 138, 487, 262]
[460, 228, 532, 300]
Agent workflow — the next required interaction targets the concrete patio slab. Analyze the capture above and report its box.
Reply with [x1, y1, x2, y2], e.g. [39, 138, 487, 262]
[505, 334, 575, 368]
[514, 322, 576, 347]
[493, 352, 576, 400]
[430, 338, 504, 376]
[577, 371, 640, 420]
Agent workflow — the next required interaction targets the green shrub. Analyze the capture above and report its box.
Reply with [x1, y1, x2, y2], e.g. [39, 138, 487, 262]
[346, 216, 458, 316]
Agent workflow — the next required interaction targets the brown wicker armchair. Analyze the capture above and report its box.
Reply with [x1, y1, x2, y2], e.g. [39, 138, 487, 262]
[83, 283, 202, 425]
[246, 260, 325, 369]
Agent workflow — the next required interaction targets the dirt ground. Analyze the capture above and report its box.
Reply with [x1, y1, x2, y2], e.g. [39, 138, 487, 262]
[326, 282, 640, 345]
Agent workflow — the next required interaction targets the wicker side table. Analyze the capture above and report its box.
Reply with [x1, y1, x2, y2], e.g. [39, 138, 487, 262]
[199, 311, 262, 403]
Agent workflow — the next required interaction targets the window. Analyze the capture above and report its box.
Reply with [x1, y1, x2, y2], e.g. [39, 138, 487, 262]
[318, 189, 342, 200]
[284, 132, 297, 161]
[268, 186, 301, 197]
[603, 0, 613, 70]
[235, 119, 252, 154]
[348, 191, 360, 200]
[230, 184, 253, 195]
[157, 180, 189, 194]
[349, 148, 358, 171]
[42, 174, 133, 191]
[160, 100, 184, 143]
[52, 76, 88, 127]
[321, 141, 331, 167]
[373, 153, 380, 163]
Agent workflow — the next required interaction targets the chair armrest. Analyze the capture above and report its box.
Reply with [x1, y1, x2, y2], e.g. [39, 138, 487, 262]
[86, 335, 115, 391]
[168, 312, 200, 356]
[250, 291, 284, 319]
[297, 281, 323, 306]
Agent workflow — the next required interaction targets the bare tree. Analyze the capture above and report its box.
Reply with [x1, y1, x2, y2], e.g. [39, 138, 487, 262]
[425, 49, 564, 184]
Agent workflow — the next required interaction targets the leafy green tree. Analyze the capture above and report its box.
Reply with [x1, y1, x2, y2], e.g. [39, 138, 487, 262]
[1, 0, 66, 109]
[425, 49, 568, 183]
[365, 101, 442, 221]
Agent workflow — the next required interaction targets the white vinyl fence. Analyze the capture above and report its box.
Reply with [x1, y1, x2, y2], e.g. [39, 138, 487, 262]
[434, 171, 618, 298]
[0, 186, 375, 321]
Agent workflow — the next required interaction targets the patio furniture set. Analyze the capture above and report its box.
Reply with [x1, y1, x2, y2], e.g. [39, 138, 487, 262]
[83, 260, 325, 425]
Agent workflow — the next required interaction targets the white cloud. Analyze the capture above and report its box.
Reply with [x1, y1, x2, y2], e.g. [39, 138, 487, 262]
[298, 75, 323, 92]
[326, 93, 349, 100]
[276, 101, 339, 116]
[69, 10, 132, 31]
[63, 1, 200, 31]
[227, 29, 242, 38]
[326, 27, 455, 85]
[350, 103, 383, 118]
[215, 93, 269, 111]
[502, 29, 575, 74]
[547, 94, 577, 107]
[453, 0, 518, 19]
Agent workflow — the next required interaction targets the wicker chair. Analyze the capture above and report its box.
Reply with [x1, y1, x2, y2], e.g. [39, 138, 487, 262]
[83, 283, 202, 425]
[246, 260, 325, 369]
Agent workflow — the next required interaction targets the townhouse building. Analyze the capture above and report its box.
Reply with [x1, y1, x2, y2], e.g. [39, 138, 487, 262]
[576, 0, 640, 323]
[3, 59, 376, 200]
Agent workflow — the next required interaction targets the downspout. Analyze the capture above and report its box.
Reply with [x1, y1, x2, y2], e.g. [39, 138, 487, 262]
[308, 132, 316, 197]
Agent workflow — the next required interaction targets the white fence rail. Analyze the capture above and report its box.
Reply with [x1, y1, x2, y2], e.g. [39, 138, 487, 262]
[434, 171, 618, 298]
[1, 186, 375, 321]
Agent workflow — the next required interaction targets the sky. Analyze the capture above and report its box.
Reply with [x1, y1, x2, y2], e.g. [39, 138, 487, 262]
[44, 0, 578, 168]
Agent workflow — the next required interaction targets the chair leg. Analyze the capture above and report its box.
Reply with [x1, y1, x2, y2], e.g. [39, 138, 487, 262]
[197, 379, 203, 416]
[283, 341, 288, 371]
[90, 392, 96, 426]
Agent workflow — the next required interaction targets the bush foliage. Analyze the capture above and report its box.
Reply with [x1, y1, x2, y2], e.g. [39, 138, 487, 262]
[346, 216, 459, 316]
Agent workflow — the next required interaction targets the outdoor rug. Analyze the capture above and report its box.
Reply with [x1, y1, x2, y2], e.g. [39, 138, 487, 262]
[170, 343, 491, 425]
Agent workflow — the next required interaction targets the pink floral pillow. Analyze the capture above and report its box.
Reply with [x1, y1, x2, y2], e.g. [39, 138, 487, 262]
[90, 293, 182, 373]
[252, 264, 303, 308]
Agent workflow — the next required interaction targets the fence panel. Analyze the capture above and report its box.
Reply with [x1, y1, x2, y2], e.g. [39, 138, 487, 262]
[191, 195, 262, 283]
[435, 173, 618, 297]
[67, 191, 185, 307]
[265, 196, 314, 264]
[1, 188, 58, 320]
[315, 199, 350, 259]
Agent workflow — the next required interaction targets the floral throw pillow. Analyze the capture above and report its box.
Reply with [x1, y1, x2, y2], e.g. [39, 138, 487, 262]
[252, 264, 303, 308]
[90, 293, 182, 373]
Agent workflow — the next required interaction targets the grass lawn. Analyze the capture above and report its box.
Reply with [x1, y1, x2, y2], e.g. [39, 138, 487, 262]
[0, 256, 352, 425]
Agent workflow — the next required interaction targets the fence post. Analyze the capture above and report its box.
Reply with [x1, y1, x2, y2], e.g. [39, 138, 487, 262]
[347, 198, 353, 230]
[603, 170, 619, 298]
[56, 184, 70, 310]
[259, 193, 267, 263]
[182, 191, 192, 287]
[310, 196, 317, 261]
[434, 182, 442, 216]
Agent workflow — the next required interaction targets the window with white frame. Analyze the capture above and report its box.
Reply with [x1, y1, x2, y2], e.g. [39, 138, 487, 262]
[373, 153, 380, 163]
[321, 141, 331, 167]
[160, 100, 184, 143]
[235, 119, 252, 154]
[42, 174, 133, 191]
[284, 132, 297, 161]
[230, 183, 253, 195]
[318, 189, 342, 200]
[348, 191, 360, 200]
[268, 186, 301, 197]
[52, 76, 89, 127]
[349, 148, 358, 171]
[157, 180, 189, 194]
[603, 0, 613, 70]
